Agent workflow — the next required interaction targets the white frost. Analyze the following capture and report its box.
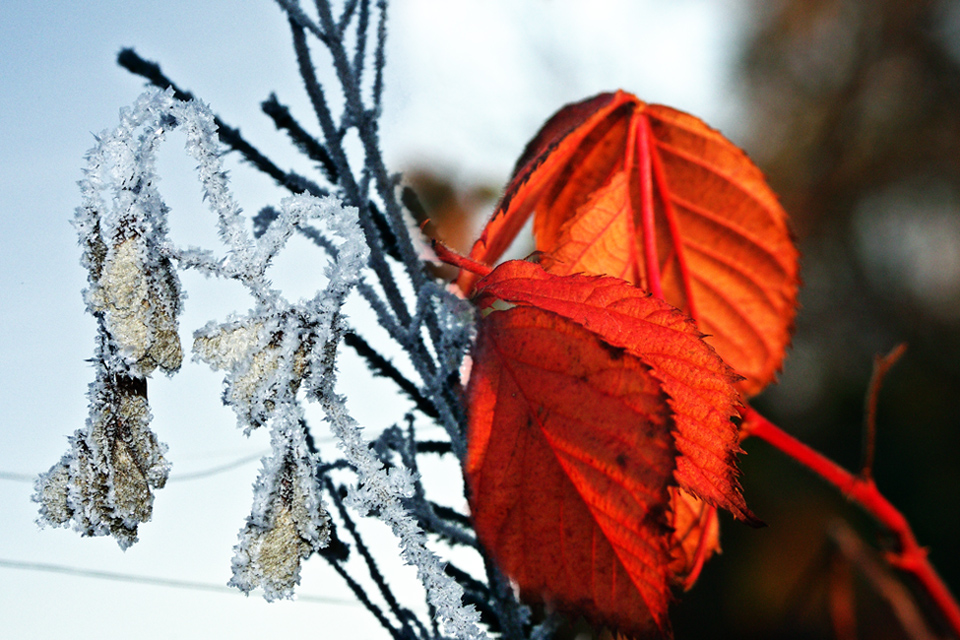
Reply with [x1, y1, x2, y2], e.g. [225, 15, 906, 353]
[35, 356, 170, 549]
[44, 85, 488, 639]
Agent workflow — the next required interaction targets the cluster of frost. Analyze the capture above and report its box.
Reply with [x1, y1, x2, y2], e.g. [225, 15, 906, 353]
[36, 0, 527, 634]
[229, 406, 331, 600]
[35, 345, 170, 548]
[193, 169, 371, 597]
[76, 90, 185, 377]
[194, 313, 311, 431]
[37, 78, 489, 639]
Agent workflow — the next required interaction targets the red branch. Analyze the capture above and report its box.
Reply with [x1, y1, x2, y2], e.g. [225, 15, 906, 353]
[433, 239, 492, 282]
[742, 406, 960, 638]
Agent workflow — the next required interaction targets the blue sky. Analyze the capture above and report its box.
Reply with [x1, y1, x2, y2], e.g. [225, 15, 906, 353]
[0, 1, 746, 637]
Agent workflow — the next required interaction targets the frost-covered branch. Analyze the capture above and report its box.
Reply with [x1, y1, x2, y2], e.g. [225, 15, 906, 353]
[314, 387, 484, 640]
[37, 1, 532, 638]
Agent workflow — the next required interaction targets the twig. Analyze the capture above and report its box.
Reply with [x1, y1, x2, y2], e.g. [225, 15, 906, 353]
[862, 343, 907, 480]
[342, 332, 438, 419]
[261, 93, 338, 181]
[117, 49, 327, 197]
[324, 478, 422, 639]
[828, 550, 857, 640]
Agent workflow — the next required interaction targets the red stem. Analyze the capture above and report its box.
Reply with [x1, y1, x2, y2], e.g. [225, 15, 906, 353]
[433, 239, 492, 280]
[742, 406, 960, 638]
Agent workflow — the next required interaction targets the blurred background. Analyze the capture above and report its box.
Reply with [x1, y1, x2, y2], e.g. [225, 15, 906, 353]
[682, 1, 960, 638]
[2, 0, 959, 638]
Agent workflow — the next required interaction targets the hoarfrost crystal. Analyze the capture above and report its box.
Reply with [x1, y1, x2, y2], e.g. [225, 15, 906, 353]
[194, 314, 311, 431]
[35, 349, 170, 548]
[35, 89, 194, 546]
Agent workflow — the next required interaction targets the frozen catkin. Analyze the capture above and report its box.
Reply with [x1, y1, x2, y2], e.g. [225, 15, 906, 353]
[36, 340, 170, 548]
[193, 313, 311, 431]
[36, 90, 186, 545]
[76, 90, 185, 377]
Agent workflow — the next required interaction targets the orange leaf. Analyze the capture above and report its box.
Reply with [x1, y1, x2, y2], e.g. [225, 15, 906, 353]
[473, 261, 754, 523]
[466, 304, 676, 637]
[459, 90, 799, 396]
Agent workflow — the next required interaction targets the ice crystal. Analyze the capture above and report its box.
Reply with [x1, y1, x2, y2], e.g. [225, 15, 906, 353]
[194, 314, 310, 431]
[74, 88, 185, 378]
[316, 390, 485, 640]
[35, 89, 198, 546]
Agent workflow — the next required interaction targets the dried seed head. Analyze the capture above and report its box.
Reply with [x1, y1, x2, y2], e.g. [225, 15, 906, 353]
[194, 316, 311, 431]
[91, 236, 182, 376]
[35, 461, 72, 527]
[34, 367, 169, 549]
[229, 432, 331, 601]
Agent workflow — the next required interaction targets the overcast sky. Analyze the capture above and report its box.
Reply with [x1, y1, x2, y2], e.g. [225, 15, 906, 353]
[0, 1, 749, 638]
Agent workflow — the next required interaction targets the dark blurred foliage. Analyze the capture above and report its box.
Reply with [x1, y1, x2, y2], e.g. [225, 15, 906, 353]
[675, 0, 960, 638]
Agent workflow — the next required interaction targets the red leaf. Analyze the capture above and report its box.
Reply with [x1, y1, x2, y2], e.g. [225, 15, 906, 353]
[473, 261, 754, 523]
[466, 304, 676, 637]
[458, 90, 799, 396]
[452, 90, 793, 635]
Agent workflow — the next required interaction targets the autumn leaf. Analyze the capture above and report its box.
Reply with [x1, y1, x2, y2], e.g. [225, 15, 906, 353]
[472, 260, 753, 523]
[458, 90, 799, 396]
[460, 259, 756, 637]
[450, 88, 798, 636]
[466, 304, 677, 638]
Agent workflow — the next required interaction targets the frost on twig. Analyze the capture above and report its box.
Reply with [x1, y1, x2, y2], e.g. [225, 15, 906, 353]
[34, 89, 355, 556]
[316, 390, 485, 640]
[45, 0, 505, 631]
[196, 190, 370, 598]
[74, 92, 185, 378]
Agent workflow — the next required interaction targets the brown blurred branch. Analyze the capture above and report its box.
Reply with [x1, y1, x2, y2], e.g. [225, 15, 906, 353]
[861, 343, 908, 479]
[829, 520, 942, 640]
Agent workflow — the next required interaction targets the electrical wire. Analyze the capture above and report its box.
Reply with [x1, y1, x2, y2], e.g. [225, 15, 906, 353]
[0, 451, 271, 485]
[0, 558, 358, 606]
[167, 451, 268, 481]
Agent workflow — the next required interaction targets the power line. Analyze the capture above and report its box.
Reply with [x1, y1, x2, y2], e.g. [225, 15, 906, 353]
[0, 558, 358, 606]
[0, 451, 270, 485]
[168, 451, 268, 481]
[0, 471, 34, 482]
[4, 424, 450, 485]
